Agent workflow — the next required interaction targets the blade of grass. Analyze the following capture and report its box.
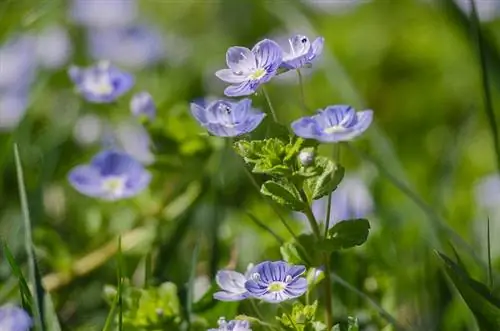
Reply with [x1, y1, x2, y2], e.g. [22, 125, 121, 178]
[102, 288, 120, 331]
[14, 143, 44, 331]
[487, 217, 493, 289]
[186, 243, 200, 330]
[43, 293, 61, 331]
[144, 252, 152, 289]
[2, 242, 33, 311]
[246, 212, 284, 244]
[117, 236, 123, 331]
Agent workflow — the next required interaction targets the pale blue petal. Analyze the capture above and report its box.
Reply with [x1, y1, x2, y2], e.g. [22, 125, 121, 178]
[226, 46, 255, 74]
[287, 265, 306, 279]
[68, 165, 104, 198]
[190, 102, 208, 124]
[310, 36, 324, 60]
[291, 117, 322, 139]
[216, 270, 247, 294]
[252, 39, 282, 72]
[215, 68, 248, 84]
[224, 81, 255, 97]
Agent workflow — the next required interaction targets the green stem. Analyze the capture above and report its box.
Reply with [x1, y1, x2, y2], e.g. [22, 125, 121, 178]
[284, 310, 299, 331]
[297, 188, 333, 329]
[261, 86, 279, 122]
[296, 69, 309, 114]
[324, 144, 341, 237]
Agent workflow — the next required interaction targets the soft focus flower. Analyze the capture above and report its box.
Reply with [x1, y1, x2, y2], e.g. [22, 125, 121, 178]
[190, 98, 265, 137]
[214, 270, 250, 301]
[70, 0, 137, 28]
[36, 25, 72, 69]
[88, 24, 165, 69]
[68, 150, 151, 200]
[244, 261, 307, 303]
[208, 317, 252, 331]
[0, 305, 32, 331]
[215, 39, 282, 97]
[68, 61, 134, 103]
[295, 175, 374, 229]
[291, 105, 373, 142]
[280, 34, 324, 70]
[130, 91, 156, 121]
[0, 92, 28, 131]
[0, 35, 37, 92]
[72, 113, 103, 146]
[453, 0, 500, 22]
[475, 174, 500, 210]
[114, 120, 155, 165]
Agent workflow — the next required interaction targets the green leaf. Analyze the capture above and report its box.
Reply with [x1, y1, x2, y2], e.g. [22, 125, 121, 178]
[14, 144, 45, 331]
[306, 156, 344, 200]
[261, 180, 305, 211]
[325, 219, 370, 251]
[332, 317, 359, 331]
[436, 251, 500, 330]
[44, 294, 62, 331]
[277, 301, 324, 331]
[2, 242, 33, 312]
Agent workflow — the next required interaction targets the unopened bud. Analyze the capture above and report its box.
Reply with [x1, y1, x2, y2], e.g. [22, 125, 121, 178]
[298, 149, 315, 166]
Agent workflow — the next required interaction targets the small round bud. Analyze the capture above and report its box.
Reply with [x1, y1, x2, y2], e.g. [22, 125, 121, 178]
[298, 149, 315, 166]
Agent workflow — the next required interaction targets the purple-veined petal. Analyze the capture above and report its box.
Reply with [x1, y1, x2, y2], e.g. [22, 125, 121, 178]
[213, 291, 248, 301]
[244, 280, 268, 296]
[224, 81, 255, 97]
[215, 68, 249, 84]
[91, 150, 141, 176]
[233, 112, 266, 136]
[287, 265, 306, 279]
[310, 36, 324, 60]
[319, 105, 354, 128]
[226, 46, 256, 74]
[204, 123, 237, 137]
[291, 117, 322, 139]
[190, 102, 208, 124]
[252, 39, 282, 72]
[216, 270, 247, 294]
[284, 277, 308, 297]
[122, 169, 151, 198]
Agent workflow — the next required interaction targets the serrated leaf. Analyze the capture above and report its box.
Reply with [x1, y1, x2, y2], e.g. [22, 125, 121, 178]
[332, 316, 359, 331]
[306, 157, 344, 200]
[436, 251, 500, 330]
[325, 219, 370, 251]
[261, 180, 305, 211]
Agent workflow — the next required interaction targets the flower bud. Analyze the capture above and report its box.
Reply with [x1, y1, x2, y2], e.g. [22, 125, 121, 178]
[298, 149, 315, 166]
[130, 91, 156, 121]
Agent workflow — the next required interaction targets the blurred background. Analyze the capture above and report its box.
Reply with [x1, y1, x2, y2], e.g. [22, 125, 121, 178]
[1, 0, 500, 330]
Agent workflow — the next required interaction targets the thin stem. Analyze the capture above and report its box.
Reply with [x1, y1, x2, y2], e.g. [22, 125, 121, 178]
[324, 144, 340, 237]
[488, 217, 493, 289]
[297, 188, 333, 329]
[261, 86, 279, 122]
[296, 69, 309, 114]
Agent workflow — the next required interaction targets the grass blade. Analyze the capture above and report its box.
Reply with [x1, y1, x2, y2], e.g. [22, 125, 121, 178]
[487, 217, 493, 289]
[117, 236, 123, 331]
[186, 242, 199, 329]
[470, 0, 500, 173]
[14, 143, 44, 330]
[2, 242, 33, 311]
[102, 289, 120, 331]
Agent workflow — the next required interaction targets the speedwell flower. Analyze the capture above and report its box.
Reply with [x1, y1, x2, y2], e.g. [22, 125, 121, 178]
[130, 91, 156, 121]
[281, 34, 324, 70]
[190, 98, 265, 137]
[215, 39, 282, 97]
[291, 105, 373, 143]
[214, 270, 250, 301]
[68, 61, 134, 103]
[0, 305, 32, 331]
[68, 150, 151, 200]
[244, 261, 307, 303]
[209, 317, 252, 331]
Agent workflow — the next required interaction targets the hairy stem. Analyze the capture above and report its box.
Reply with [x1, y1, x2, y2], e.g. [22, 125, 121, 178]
[296, 69, 309, 114]
[262, 86, 279, 122]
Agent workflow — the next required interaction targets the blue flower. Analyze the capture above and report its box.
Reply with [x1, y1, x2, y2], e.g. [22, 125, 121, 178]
[88, 24, 165, 69]
[68, 150, 151, 200]
[35, 25, 72, 69]
[190, 98, 265, 137]
[0, 305, 32, 331]
[208, 317, 252, 331]
[244, 261, 308, 303]
[291, 105, 373, 142]
[0, 91, 28, 131]
[130, 91, 156, 121]
[281, 34, 324, 70]
[68, 61, 134, 103]
[214, 270, 250, 301]
[0, 35, 37, 92]
[215, 39, 282, 97]
[70, 0, 137, 28]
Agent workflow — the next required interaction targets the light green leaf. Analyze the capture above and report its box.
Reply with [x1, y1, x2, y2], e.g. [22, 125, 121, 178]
[306, 157, 344, 200]
[280, 242, 303, 265]
[261, 180, 305, 211]
[332, 316, 359, 331]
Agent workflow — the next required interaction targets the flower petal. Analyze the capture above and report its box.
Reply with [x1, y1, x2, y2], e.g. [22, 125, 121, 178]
[216, 270, 247, 294]
[215, 68, 248, 84]
[291, 117, 322, 140]
[252, 39, 282, 72]
[284, 277, 308, 297]
[233, 112, 266, 135]
[91, 150, 142, 176]
[310, 36, 324, 60]
[68, 165, 104, 198]
[224, 81, 255, 97]
[287, 265, 306, 279]
[244, 279, 268, 296]
[226, 46, 255, 73]
[190, 102, 208, 124]
[213, 291, 248, 301]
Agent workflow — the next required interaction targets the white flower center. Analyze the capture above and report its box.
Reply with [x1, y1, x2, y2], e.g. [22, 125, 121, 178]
[102, 176, 126, 198]
[324, 125, 347, 134]
[267, 281, 286, 292]
[84, 74, 114, 96]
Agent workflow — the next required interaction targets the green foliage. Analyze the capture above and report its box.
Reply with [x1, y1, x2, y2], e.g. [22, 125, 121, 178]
[436, 251, 500, 330]
[324, 219, 371, 251]
[260, 179, 305, 211]
[277, 301, 327, 331]
[305, 156, 344, 200]
[332, 317, 359, 331]
[105, 281, 182, 330]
